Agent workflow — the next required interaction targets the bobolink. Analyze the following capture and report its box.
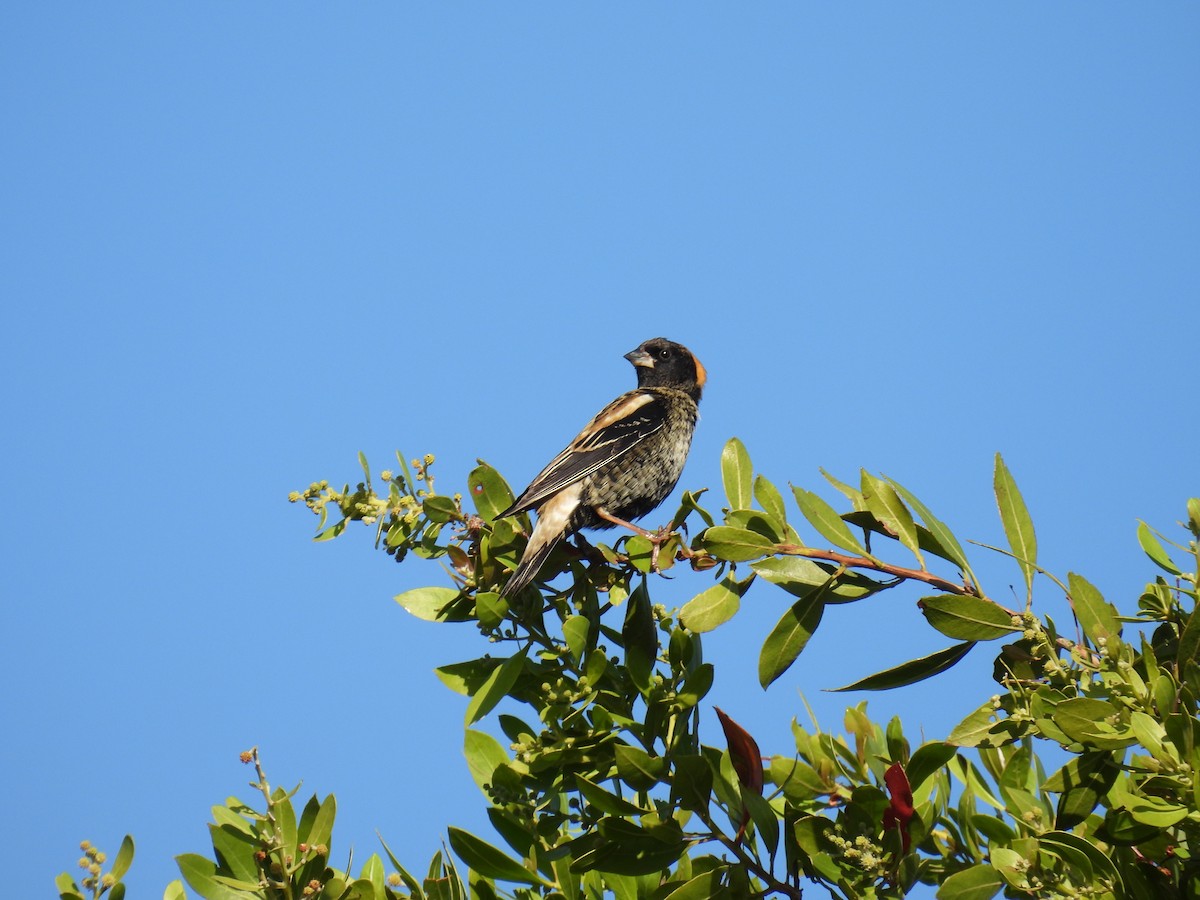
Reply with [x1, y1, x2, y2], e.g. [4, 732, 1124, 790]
[498, 338, 705, 598]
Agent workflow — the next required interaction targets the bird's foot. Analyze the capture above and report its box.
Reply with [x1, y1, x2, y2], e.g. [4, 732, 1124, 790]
[595, 507, 676, 574]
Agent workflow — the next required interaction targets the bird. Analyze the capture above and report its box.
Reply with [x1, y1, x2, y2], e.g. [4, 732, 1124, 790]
[497, 337, 705, 598]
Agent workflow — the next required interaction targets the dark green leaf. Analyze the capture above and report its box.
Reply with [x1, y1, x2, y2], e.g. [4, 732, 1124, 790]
[758, 594, 825, 687]
[447, 827, 548, 886]
[671, 755, 713, 812]
[919, 594, 1019, 641]
[906, 743, 958, 790]
[721, 438, 753, 510]
[562, 615, 591, 664]
[614, 744, 666, 791]
[831, 642, 975, 692]
[791, 486, 871, 556]
[575, 774, 649, 816]
[993, 454, 1036, 599]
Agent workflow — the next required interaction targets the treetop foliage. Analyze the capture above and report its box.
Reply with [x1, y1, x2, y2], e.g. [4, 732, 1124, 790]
[61, 440, 1200, 900]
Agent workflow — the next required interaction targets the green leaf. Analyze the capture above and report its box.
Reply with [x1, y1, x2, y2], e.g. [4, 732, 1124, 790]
[447, 827, 548, 886]
[993, 454, 1036, 600]
[831, 641, 975, 692]
[395, 586, 459, 622]
[906, 742, 958, 790]
[919, 594, 1019, 641]
[575, 774, 649, 816]
[679, 575, 752, 633]
[464, 647, 528, 725]
[162, 882, 187, 900]
[175, 854, 253, 900]
[886, 477, 979, 588]
[791, 486, 871, 556]
[614, 744, 666, 791]
[935, 863, 1003, 900]
[754, 474, 788, 526]
[54, 874, 84, 900]
[1038, 831, 1122, 890]
[861, 471, 924, 567]
[758, 593, 825, 687]
[699, 526, 776, 562]
[1137, 521, 1181, 575]
[661, 869, 726, 900]
[721, 438, 753, 510]
[422, 494, 460, 523]
[752, 555, 883, 604]
[1177, 603, 1200, 669]
[464, 729, 510, 793]
[562, 615, 591, 664]
[1067, 572, 1121, 646]
[468, 461, 515, 523]
[110, 834, 135, 882]
[671, 755, 713, 812]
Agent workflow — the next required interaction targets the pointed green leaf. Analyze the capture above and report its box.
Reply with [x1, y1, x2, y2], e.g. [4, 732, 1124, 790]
[993, 454, 1036, 599]
[754, 474, 788, 526]
[464, 647, 528, 725]
[862, 471, 923, 567]
[831, 641, 975, 692]
[1137, 521, 1181, 575]
[575, 774, 649, 816]
[162, 882, 187, 900]
[758, 594, 825, 687]
[679, 575, 752, 633]
[447, 827, 548, 886]
[394, 586, 459, 622]
[110, 835, 135, 882]
[919, 594, 1020, 641]
[885, 477, 979, 589]
[721, 438, 753, 510]
[791, 486, 871, 556]
[54, 874, 84, 900]
[1067, 572, 1121, 646]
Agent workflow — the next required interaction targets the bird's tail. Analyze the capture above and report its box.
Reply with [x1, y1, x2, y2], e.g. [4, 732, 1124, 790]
[500, 527, 561, 598]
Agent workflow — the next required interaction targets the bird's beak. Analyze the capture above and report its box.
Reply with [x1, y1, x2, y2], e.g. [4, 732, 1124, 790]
[624, 348, 654, 369]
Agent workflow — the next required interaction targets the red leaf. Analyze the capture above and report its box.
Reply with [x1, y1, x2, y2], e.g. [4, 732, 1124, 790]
[714, 707, 763, 795]
[881, 761, 914, 853]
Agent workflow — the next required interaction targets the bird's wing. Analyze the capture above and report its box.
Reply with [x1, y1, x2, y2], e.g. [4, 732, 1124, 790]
[500, 390, 666, 516]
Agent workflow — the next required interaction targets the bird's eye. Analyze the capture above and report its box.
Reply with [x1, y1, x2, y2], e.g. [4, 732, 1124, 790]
[658, 348, 671, 360]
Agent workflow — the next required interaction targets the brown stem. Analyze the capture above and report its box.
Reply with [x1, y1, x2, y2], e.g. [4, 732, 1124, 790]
[774, 543, 994, 603]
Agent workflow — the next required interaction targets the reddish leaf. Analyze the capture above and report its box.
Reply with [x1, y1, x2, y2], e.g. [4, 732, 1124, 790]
[714, 707, 764, 795]
[881, 762, 914, 853]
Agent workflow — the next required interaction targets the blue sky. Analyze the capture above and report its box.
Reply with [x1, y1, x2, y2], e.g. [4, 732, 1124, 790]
[3, 5, 1197, 897]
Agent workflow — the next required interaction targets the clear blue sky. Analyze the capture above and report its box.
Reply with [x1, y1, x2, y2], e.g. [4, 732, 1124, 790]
[3, 5, 1197, 897]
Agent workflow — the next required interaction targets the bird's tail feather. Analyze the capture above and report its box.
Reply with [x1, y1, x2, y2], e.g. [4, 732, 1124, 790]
[500, 531, 561, 598]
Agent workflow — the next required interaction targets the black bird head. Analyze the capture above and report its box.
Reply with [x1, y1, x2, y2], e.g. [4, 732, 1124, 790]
[624, 338, 706, 402]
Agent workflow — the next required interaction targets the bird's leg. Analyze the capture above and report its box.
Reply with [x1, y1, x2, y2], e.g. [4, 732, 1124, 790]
[594, 507, 670, 572]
